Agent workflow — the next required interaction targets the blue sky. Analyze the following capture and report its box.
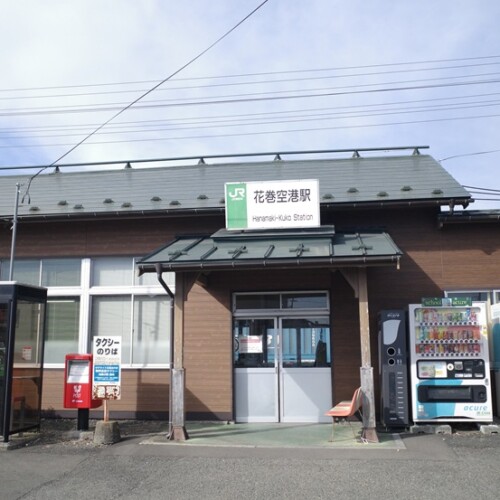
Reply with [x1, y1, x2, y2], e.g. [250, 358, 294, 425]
[1, 0, 500, 209]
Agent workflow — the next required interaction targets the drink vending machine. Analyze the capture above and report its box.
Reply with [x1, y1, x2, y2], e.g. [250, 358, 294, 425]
[378, 310, 409, 428]
[409, 302, 493, 423]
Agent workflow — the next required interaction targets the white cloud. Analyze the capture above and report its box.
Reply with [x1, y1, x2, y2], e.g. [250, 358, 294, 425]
[1, 0, 500, 208]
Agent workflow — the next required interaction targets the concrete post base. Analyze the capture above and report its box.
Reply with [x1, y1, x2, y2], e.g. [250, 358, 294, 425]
[361, 427, 379, 443]
[169, 425, 189, 441]
[93, 421, 121, 445]
[410, 424, 452, 435]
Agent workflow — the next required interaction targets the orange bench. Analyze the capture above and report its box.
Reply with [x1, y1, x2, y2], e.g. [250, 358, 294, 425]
[325, 387, 362, 441]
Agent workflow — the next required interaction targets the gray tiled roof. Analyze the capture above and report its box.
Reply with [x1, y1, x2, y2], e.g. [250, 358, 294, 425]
[138, 227, 403, 272]
[0, 154, 470, 220]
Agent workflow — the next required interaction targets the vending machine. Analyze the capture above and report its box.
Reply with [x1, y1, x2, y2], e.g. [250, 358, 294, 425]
[409, 301, 493, 423]
[378, 310, 409, 428]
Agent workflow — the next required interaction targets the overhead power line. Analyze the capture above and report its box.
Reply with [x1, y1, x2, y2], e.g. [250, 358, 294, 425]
[4, 112, 500, 151]
[21, 0, 270, 199]
[2, 61, 500, 101]
[5, 99, 500, 141]
[3, 77, 500, 118]
[2, 54, 500, 93]
[463, 185, 500, 193]
[439, 149, 500, 161]
[3, 91, 500, 134]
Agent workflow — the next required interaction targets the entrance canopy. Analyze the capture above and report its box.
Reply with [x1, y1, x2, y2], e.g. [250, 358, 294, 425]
[138, 226, 402, 273]
[137, 225, 402, 442]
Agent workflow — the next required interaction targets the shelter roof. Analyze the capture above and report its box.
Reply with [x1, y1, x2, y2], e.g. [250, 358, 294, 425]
[138, 226, 402, 273]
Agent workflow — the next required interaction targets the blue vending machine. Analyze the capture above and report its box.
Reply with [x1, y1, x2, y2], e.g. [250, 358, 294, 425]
[409, 301, 493, 423]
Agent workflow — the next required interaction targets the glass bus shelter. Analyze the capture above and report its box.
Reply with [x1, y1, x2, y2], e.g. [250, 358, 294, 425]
[0, 282, 47, 442]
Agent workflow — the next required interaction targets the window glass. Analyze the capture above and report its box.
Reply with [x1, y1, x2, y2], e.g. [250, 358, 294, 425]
[42, 259, 81, 286]
[44, 298, 80, 363]
[233, 318, 275, 367]
[11, 300, 45, 431]
[92, 258, 133, 286]
[281, 317, 330, 367]
[235, 294, 280, 310]
[1, 304, 9, 384]
[282, 293, 328, 309]
[0, 260, 8, 281]
[11, 260, 40, 285]
[446, 291, 490, 302]
[132, 296, 170, 364]
[91, 296, 131, 363]
[495, 291, 500, 304]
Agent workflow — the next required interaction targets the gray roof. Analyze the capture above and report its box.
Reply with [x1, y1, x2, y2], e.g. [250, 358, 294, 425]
[138, 226, 403, 272]
[0, 153, 471, 220]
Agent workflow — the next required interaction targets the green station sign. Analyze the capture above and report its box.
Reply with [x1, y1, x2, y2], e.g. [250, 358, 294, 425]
[421, 297, 473, 307]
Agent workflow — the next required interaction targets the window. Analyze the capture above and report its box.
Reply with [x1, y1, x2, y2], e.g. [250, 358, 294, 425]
[90, 295, 170, 366]
[0, 257, 172, 368]
[234, 291, 329, 313]
[91, 296, 132, 361]
[132, 296, 170, 364]
[445, 290, 492, 303]
[234, 294, 280, 310]
[42, 259, 80, 286]
[8, 260, 40, 285]
[92, 257, 133, 286]
[44, 298, 80, 363]
[282, 293, 328, 310]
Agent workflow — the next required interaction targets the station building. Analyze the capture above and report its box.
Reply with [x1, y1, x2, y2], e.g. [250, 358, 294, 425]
[1, 147, 499, 437]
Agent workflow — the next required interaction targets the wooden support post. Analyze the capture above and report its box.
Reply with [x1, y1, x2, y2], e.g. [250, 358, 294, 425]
[169, 272, 189, 441]
[103, 400, 109, 423]
[357, 268, 379, 443]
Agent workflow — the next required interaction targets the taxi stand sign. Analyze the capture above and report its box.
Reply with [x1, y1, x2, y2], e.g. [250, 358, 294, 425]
[92, 336, 122, 400]
[225, 179, 320, 230]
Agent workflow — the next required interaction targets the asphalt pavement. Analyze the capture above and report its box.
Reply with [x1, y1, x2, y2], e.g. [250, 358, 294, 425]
[1, 420, 500, 500]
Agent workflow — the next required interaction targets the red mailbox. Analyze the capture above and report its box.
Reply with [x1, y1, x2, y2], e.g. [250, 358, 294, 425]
[64, 354, 102, 409]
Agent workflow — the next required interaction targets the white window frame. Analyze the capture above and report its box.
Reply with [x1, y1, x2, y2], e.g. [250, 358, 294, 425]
[7, 257, 173, 369]
[233, 290, 330, 318]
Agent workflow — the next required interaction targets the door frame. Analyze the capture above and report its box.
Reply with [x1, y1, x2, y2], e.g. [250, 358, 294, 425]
[232, 292, 331, 423]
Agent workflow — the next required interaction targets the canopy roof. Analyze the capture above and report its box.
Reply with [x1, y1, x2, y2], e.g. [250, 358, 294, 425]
[138, 226, 402, 273]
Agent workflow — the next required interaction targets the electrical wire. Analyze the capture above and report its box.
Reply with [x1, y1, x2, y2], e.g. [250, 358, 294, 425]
[6, 99, 500, 141]
[4, 112, 500, 150]
[3, 77, 500, 118]
[439, 149, 500, 161]
[20, 0, 271, 202]
[3, 91, 500, 134]
[2, 54, 500, 93]
[3, 61, 500, 101]
[463, 185, 500, 193]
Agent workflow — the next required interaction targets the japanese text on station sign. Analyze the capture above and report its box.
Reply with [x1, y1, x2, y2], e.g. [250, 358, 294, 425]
[225, 179, 320, 230]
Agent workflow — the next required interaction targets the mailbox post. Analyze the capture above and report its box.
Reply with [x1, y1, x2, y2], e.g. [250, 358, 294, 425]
[64, 354, 101, 430]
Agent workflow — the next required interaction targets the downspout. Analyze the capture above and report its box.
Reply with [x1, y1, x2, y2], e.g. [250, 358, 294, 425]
[155, 263, 175, 438]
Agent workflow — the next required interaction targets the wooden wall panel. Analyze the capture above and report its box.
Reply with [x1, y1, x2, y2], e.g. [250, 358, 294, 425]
[184, 282, 232, 417]
[0, 216, 223, 258]
[41, 369, 170, 418]
[2, 207, 499, 419]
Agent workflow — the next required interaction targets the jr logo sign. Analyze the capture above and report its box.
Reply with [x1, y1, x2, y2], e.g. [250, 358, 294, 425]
[225, 180, 320, 231]
[225, 182, 248, 229]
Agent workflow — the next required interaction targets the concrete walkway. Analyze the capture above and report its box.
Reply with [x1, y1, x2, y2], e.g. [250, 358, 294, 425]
[143, 422, 405, 449]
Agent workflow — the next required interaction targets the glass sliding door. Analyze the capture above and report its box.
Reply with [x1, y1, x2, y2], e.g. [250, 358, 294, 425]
[234, 318, 278, 422]
[234, 315, 332, 423]
[280, 317, 332, 422]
